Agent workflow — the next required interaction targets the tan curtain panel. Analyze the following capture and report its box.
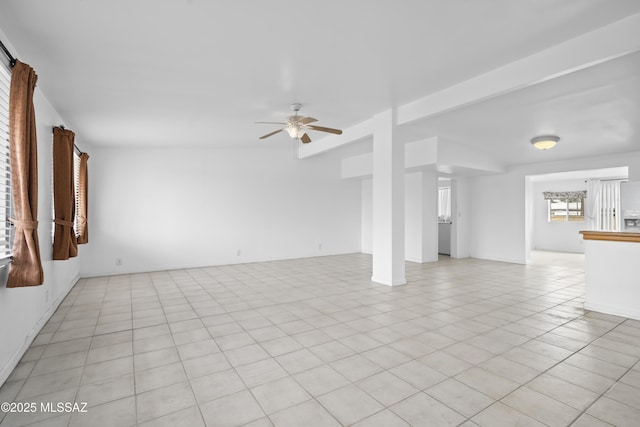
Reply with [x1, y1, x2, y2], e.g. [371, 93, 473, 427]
[7, 60, 44, 287]
[76, 152, 89, 244]
[52, 127, 78, 260]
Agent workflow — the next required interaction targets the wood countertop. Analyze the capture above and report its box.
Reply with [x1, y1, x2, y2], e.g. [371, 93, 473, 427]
[580, 230, 640, 243]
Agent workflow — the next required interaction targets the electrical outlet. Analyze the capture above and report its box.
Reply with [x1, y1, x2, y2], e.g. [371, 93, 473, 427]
[115, 258, 123, 266]
[318, 243, 323, 250]
[45, 289, 50, 303]
[236, 249, 241, 256]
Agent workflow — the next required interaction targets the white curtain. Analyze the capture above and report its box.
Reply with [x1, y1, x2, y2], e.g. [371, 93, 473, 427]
[587, 179, 622, 231]
[599, 180, 622, 231]
[438, 187, 451, 222]
[585, 179, 601, 230]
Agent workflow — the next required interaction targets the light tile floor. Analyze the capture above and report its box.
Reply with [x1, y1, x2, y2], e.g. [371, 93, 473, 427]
[1, 252, 640, 426]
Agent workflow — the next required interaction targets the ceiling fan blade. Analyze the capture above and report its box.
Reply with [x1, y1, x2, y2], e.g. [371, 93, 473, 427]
[300, 133, 311, 143]
[259, 129, 284, 139]
[308, 125, 342, 135]
[255, 121, 287, 125]
[299, 117, 318, 125]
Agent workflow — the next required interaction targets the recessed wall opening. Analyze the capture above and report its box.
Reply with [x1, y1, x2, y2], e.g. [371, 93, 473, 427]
[438, 178, 452, 256]
[525, 166, 629, 266]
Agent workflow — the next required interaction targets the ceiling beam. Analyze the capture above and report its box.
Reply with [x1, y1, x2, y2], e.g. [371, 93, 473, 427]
[300, 12, 640, 159]
[298, 117, 373, 159]
[340, 137, 506, 179]
[397, 12, 640, 126]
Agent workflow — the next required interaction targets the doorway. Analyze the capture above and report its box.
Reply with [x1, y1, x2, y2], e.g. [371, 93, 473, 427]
[438, 180, 451, 255]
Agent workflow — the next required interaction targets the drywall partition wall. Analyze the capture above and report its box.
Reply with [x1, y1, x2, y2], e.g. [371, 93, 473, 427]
[532, 178, 587, 253]
[525, 176, 533, 262]
[406, 172, 438, 262]
[80, 146, 361, 277]
[0, 53, 81, 385]
[361, 179, 372, 253]
[405, 173, 421, 261]
[405, 171, 438, 263]
[469, 171, 527, 264]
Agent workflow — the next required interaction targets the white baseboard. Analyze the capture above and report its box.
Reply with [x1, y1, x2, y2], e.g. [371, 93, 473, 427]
[584, 301, 640, 322]
[371, 275, 407, 286]
[0, 274, 80, 386]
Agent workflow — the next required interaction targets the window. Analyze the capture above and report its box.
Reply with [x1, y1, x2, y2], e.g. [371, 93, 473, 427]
[51, 128, 82, 245]
[549, 198, 584, 222]
[51, 148, 81, 239]
[438, 187, 451, 223]
[0, 63, 12, 266]
[544, 191, 586, 222]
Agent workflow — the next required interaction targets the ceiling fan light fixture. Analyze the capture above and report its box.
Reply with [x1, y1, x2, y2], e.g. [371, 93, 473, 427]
[531, 135, 559, 150]
[286, 125, 306, 139]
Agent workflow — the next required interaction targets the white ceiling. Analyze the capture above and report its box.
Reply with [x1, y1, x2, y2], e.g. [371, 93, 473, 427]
[528, 167, 628, 182]
[1, 0, 640, 168]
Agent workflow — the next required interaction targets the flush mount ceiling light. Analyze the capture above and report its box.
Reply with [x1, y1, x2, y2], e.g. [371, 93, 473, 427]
[531, 135, 559, 150]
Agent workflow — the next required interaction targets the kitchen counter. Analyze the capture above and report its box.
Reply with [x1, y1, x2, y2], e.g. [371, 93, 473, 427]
[579, 230, 640, 242]
[579, 230, 640, 321]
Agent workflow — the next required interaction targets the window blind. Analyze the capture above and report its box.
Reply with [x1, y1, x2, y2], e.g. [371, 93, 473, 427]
[73, 150, 80, 237]
[0, 63, 12, 266]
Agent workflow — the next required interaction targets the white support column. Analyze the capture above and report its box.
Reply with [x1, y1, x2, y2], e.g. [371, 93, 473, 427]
[421, 171, 438, 262]
[450, 177, 470, 258]
[371, 109, 406, 286]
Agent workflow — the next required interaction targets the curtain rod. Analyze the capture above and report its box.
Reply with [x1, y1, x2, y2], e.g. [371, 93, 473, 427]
[584, 178, 628, 183]
[0, 39, 17, 68]
[0, 42, 84, 155]
[54, 125, 83, 155]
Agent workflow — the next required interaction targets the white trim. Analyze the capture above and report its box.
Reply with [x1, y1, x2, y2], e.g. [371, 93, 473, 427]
[584, 301, 640, 322]
[371, 275, 407, 286]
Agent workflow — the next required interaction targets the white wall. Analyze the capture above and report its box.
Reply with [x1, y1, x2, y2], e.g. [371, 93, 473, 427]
[361, 179, 372, 253]
[80, 146, 361, 277]
[470, 172, 526, 263]
[405, 172, 422, 262]
[405, 171, 438, 263]
[531, 178, 587, 253]
[469, 152, 640, 263]
[0, 33, 81, 384]
[525, 176, 533, 262]
[362, 171, 439, 262]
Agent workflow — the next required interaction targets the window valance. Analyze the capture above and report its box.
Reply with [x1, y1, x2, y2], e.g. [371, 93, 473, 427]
[543, 191, 587, 201]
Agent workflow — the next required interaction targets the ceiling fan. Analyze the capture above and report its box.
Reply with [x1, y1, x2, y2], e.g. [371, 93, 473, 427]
[256, 103, 342, 143]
